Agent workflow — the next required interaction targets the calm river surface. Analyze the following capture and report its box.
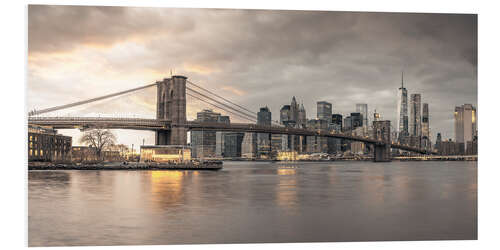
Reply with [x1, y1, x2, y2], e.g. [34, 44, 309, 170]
[28, 161, 477, 246]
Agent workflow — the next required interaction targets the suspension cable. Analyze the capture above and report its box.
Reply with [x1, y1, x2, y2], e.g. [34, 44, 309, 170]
[187, 80, 257, 115]
[29, 82, 157, 116]
[186, 87, 258, 121]
[187, 92, 257, 123]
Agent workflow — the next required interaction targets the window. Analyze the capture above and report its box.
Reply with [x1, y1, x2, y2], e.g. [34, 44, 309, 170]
[29, 150, 32, 156]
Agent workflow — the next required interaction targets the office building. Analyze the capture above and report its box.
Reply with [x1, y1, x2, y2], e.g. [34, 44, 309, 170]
[356, 103, 368, 130]
[409, 93, 422, 137]
[28, 124, 72, 162]
[350, 112, 363, 129]
[421, 103, 431, 150]
[454, 104, 477, 152]
[257, 107, 272, 158]
[223, 132, 245, 158]
[396, 72, 409, 138]
[317, 101, 332, 124]
[191, 109, 227, 158]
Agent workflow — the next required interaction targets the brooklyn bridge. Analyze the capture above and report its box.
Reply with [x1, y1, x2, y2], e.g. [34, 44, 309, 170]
[28, 75, 436, 162]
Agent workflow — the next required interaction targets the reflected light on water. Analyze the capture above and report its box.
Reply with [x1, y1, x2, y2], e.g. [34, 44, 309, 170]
[150, 171, 186, 210]
[276, 167, 298, 212]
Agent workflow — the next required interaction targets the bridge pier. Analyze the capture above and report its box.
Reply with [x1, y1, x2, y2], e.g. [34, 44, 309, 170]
[156, 75, 188, 146]
[372, 120, 391, 162]
[374, 144, 391, 162]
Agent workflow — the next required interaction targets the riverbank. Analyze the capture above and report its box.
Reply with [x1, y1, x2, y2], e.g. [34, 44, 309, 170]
[28, 161, 223, 171]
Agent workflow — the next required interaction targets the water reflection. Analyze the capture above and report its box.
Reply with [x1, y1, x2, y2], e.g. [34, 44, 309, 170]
[276, 166, 298, 212]
[149, 171, 186, 210]
[28, 161, 477, 246]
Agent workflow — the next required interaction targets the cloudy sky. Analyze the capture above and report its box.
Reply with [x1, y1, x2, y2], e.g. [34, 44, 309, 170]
[28, 5, 477, 147]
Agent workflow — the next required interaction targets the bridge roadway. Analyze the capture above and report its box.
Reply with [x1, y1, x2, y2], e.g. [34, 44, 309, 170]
[28, 117, 434, 155]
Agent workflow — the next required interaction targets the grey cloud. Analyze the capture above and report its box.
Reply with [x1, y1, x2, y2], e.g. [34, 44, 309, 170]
[28, 6, 477, 144]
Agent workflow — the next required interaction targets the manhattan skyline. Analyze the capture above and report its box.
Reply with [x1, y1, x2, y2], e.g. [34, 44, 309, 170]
[28, 6, 477, 147]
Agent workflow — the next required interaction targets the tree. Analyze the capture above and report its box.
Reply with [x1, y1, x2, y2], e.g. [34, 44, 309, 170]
[79, 129, 116, 159]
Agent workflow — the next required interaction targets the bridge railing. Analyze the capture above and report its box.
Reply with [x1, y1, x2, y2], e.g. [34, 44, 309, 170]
[28, 116, 170, 126]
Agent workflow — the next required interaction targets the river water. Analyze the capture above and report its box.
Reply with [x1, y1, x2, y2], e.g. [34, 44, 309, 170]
[28, 161, 477, 246]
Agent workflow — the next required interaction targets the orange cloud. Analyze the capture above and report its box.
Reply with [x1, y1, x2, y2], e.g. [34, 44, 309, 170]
[221, 86, 246, 96]
[183, 63, 219, 75]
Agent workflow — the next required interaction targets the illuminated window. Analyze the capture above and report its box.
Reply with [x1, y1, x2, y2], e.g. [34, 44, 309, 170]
[29, 150, 32, 156]
[40, 150, 43, 156]
[34, 150, 38, 156]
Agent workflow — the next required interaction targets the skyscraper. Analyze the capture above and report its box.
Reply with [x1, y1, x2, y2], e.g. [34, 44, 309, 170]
[290, 96, 299, 123]
[350, 112, 363, 129]
[409, 93, 421, 137]
[356, 103, 368, 131]
[297, 103, 307, 128]
[421, 103, 430, 149]
[257, 107, 272, 158]
[331, 114, 343, 131]
[317, 101, 332, 124]
[454, 104, 477, 152]
[191, 109, 225, 158]
[396, 72, 409, 139]
[280, 105, 291, 125]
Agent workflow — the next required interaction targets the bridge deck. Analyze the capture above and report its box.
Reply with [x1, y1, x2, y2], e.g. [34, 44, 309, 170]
[28, 117, 435, 154]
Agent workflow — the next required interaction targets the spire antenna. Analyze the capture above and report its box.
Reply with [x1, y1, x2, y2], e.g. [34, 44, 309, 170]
[401, 71, 404, 88]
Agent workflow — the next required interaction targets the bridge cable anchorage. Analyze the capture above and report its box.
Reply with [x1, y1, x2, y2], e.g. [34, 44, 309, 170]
[187, 80, 257, 115]
[28, 82, 158, 116]
[186, 92, 257, 123]
[186, 87, 258, 121]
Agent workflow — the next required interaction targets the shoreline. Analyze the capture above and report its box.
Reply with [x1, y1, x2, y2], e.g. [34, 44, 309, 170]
[28, 161, 223, 171]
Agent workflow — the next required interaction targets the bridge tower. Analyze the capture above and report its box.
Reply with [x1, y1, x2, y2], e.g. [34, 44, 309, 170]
[156, 75, 188, 145]
[373, 120, 391, 162]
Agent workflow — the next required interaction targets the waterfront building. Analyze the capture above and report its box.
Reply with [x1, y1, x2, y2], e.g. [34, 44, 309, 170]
[223, 132, 245, 158]
[317, 101, 332, 124]
[439, 139, 462, 156]
[191, 109, 226, 159]
[409, 93, 422, 137]
[215, 115, 230, 157]
[140, 145, 191, 163]
[306, 119, 328, 153]
[71, 146, 123, 162]
[270, 133, 284, 158]
[241, 132, 258, 159]
[28, 124, 72, 162]
[396, 72, 409, 139]
[257, 106, 272, 158]
[454, 104, 477, 152]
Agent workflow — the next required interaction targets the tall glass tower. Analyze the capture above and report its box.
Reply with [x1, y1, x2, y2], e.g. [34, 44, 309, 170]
[396, 72, 408, 139]
[409, 93, 422, 137]
[356, 103, 368, 132]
